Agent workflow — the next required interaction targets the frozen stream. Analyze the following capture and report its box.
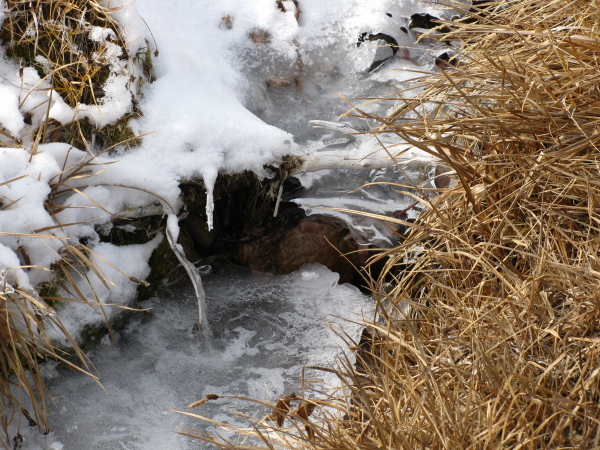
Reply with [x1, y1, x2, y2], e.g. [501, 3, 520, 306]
[0, 1, 461, 448]
[16, 264, 371, 449]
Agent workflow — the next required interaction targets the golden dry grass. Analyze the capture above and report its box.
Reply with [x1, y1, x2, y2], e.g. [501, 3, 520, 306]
[0, 255, 100, 447]
[0, 0, 150, 152]
[181, 0, 600, 448]
[1, 0, 127, 108]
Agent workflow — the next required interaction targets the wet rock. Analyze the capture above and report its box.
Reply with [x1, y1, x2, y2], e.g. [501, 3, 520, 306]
[238, 213, 360, 284]
[410, 13, 445, 30]
[358, 32, 400, 72]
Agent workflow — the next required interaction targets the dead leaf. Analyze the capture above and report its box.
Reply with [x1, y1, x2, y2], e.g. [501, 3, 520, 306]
[293, 400, 317, 420]
[129, 276, 150, 287]
[249, 29, 271, 44]
[266, 393, 296, 427]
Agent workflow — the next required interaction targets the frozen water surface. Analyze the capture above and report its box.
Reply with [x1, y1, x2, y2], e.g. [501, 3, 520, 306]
[16, 264, 371, 449]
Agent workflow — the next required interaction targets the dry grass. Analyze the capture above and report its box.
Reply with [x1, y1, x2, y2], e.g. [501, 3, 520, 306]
[0, 0, 151, 152]
[0, 142, 149, 447]
[0, 250, 100, 448]
[1, 0, 127, 108]
[181, 0, 600, 448]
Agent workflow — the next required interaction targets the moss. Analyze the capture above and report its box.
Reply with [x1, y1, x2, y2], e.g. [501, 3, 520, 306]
[38, 280, 61, 310]
[0, 1, 154, 152]
[59, 115, 140, 153]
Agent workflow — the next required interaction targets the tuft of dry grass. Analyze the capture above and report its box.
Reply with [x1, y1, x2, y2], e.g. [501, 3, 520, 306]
[0, 2, 153, 442]
[1, 0, 127, 108]
[0, 255, 100, 448]
[180, 0, 600, 448]
[0, 0, 153, 152]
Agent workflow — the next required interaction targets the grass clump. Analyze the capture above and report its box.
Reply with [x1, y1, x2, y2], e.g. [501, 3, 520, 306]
[179, 0, 600, 448]
[0, 0, 153, 151]
[1, 0, 127, 107]
[0, 260, 98, 448]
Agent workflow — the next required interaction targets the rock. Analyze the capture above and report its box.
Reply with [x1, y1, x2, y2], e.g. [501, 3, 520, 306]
[276, 216, 359, 282]
[180, 212, 216, 250]
[238, 213, 360, 284]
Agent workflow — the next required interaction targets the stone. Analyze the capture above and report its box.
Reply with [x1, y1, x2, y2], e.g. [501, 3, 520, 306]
[238, 214, 360, 284]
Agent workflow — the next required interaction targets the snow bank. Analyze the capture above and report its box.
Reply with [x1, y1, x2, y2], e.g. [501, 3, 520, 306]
[0, 0, 450, 338]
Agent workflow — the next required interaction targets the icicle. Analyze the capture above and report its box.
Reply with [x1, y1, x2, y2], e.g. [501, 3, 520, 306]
[202, 169, 217, 231]
[205, 184, 215, 231]
[165, 214, 211, 341]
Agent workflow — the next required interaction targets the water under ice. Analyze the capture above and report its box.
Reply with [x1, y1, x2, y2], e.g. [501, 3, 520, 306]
[13, 264, 372, 449]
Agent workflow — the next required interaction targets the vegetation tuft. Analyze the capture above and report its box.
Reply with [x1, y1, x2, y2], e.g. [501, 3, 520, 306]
[180, 0, 600, 447]
[0, 140, 157, 445]
[0, 0, 153, 151]
[0, 252, 99, 448]
[1, 0, 127, 107]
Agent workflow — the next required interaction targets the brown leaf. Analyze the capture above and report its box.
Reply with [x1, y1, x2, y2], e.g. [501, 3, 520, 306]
[266, 393, 296, 427]
[305, 424, 315, 441]
[293, 400, 317, 421]
[0, 315, 12, 341]
[249, 29, 271, 44]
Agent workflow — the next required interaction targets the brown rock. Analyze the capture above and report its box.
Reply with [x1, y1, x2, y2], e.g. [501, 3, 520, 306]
[276, 217, 359, 283]
[238, 235, 276, 273]
[238, 214, 359, 284]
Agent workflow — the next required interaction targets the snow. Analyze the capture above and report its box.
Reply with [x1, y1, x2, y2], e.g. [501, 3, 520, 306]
[0, 0, 449, 337]
[48, 235, 162, 344]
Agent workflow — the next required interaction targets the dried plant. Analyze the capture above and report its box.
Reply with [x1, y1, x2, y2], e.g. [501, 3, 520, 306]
[0, 260, 99, 449]
[0, 0, 153, 151]
[0, 2, 154, 442]
[180, 0, 600, 447]
[1, 0, 128, 108]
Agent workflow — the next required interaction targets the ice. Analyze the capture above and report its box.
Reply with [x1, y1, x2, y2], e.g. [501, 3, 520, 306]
[224, 1, 446, 247]
[0, 0, 452, 338]
[292, 165, 437, 246]
[0, 0, 455, 444]
[165, 214, 210, 340]
[12, 264, 372, 449]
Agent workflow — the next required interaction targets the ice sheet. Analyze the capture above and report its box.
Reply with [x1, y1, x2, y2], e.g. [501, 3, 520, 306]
[12, 264, 372, 449]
